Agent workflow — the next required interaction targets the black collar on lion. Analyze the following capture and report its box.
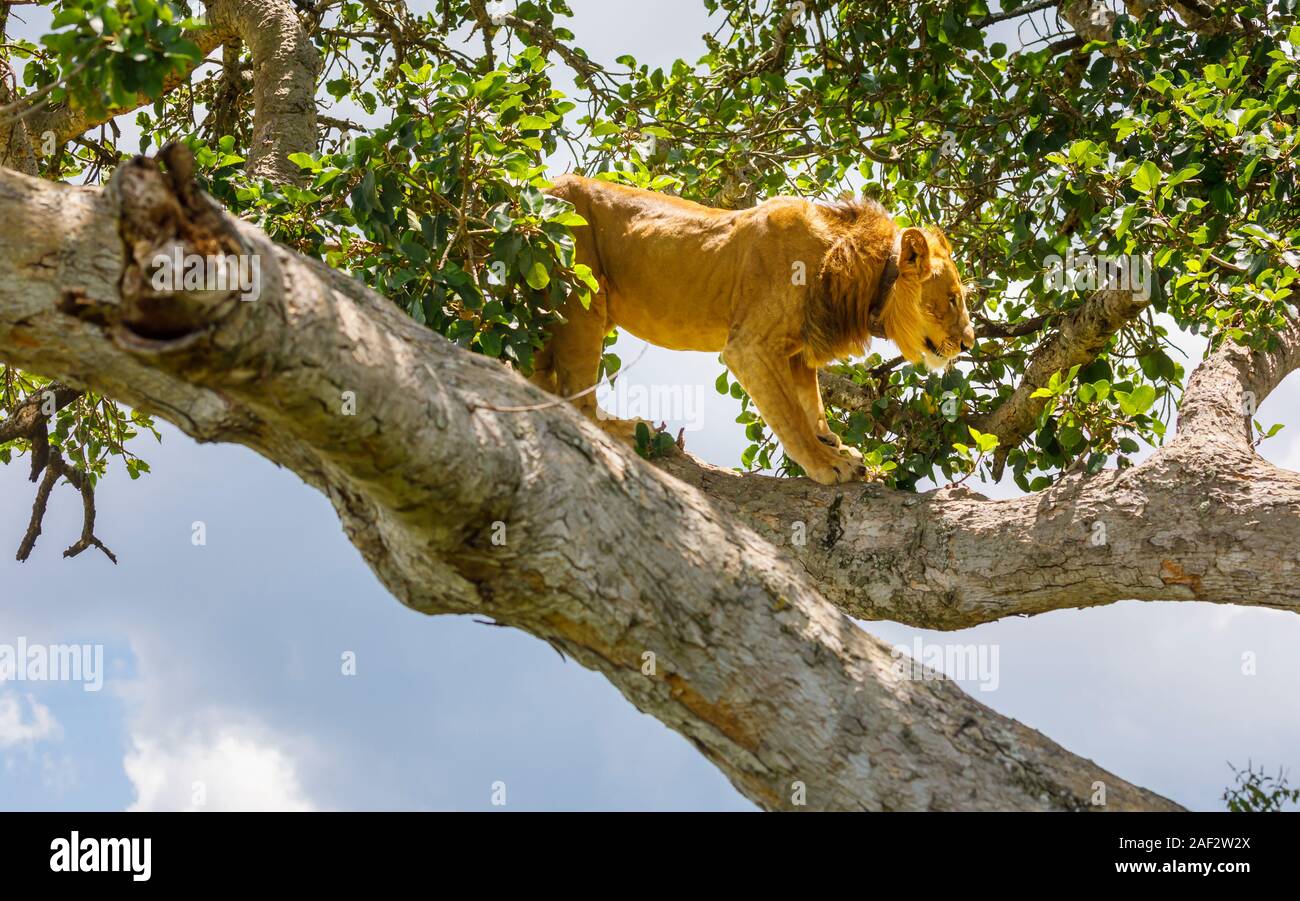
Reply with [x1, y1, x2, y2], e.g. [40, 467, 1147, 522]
[866, 248, 899, 339]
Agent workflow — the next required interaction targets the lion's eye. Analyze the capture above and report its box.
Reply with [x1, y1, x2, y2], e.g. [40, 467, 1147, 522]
[949, 294, 959, 308]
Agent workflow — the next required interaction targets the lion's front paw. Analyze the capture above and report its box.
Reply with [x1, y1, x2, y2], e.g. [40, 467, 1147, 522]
[818, 433, 863, 462]
[805, 449, 868, 485]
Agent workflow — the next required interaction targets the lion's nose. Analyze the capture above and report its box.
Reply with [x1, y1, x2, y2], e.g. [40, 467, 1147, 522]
[961, 327, 975, 351]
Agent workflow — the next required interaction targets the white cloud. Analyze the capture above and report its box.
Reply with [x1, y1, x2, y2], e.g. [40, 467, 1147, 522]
[124, 727, 316, 812]
[40, 752, 78, 795]
[0, 690, 61, 748]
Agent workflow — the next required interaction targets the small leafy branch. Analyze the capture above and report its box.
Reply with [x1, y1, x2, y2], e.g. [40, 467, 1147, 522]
[948, 426, 998, 487]
[634, 422, 678, 460]
[1252, 419, 1284, 448]
[1223, 761, 1300, 812]
[1024, 362, 1158, 485]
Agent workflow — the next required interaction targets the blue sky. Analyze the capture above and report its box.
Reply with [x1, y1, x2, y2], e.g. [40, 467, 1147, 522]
[2, 1, 1298, 811]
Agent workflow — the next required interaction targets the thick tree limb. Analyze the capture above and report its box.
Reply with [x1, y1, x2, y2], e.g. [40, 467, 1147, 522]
[1059, 0, 1229, 47]
[1176, 315, 1300, 447]
[1060, 0, 1123, 54]
[664, 306, 1300, 631]
[198, 0, 320, 184]
[0, 3, 38, 175]
[0, 157, 1187, 811]
[657, 433, 1300, 629]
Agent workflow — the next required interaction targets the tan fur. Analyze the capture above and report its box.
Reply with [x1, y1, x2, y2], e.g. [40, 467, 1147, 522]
[536, 175, 975, 484]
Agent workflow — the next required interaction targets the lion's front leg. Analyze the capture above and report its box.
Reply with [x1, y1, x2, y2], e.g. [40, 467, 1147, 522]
[788, 360, 863, 464]
[724, 341, 867, 485]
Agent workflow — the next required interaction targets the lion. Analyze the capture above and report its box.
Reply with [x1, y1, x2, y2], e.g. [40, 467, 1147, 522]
[532, 175, 975, 484]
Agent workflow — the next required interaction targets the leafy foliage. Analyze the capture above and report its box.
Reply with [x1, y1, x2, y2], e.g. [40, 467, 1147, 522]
[3, 0, 1300, 493]
[1223, 761, 1300, 812]
[19, 0, 204, 120]
[0, 371, 157, 483]
[633, 421, 679, 459]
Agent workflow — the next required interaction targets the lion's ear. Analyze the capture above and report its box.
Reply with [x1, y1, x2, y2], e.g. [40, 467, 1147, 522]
[899, 227, 931, 275]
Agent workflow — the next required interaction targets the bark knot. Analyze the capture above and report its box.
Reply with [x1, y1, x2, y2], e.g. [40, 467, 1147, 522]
[109, 143, 251, 353]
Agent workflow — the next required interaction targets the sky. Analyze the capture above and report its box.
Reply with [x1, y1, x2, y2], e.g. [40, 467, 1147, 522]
[1, 1, 1298, 812]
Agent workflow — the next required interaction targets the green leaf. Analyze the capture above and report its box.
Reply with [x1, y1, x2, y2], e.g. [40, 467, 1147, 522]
[1117, 385, 1157, 416]
[1131, 160, 1162, 195]
[1166, 164, 1202, 187]
[968, 427, 999, 454]
[550, 210, 588, 227]
[1058, 426, 1084, 450]
[478, 330, 502, 357]
[523, 259, 550, 290]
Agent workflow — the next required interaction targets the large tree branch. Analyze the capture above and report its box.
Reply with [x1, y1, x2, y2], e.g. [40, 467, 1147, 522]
[0, 2, 38, 175]
[1059, 0, 1230, 48]
[1060, 0, 1122, 52]
[661, 305, 1300, 632]
[657, 436, 1300, 630]
[1175, 313, 1300, 447]
[204, 0, 319, 183]
[0, 155, 1183, 811]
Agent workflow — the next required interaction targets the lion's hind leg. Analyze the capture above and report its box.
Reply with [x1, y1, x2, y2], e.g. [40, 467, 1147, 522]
[547, 292, 609, 419]
[529, 342, 556, 394]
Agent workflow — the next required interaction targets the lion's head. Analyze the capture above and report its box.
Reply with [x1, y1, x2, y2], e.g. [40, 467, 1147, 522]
[881, 227, 975, 371]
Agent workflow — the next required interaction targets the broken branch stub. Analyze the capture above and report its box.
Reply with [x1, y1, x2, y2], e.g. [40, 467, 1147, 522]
[109, 144, 254, 352]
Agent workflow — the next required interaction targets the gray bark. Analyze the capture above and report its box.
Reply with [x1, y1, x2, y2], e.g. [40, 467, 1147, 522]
[205, 0, 319, 184]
